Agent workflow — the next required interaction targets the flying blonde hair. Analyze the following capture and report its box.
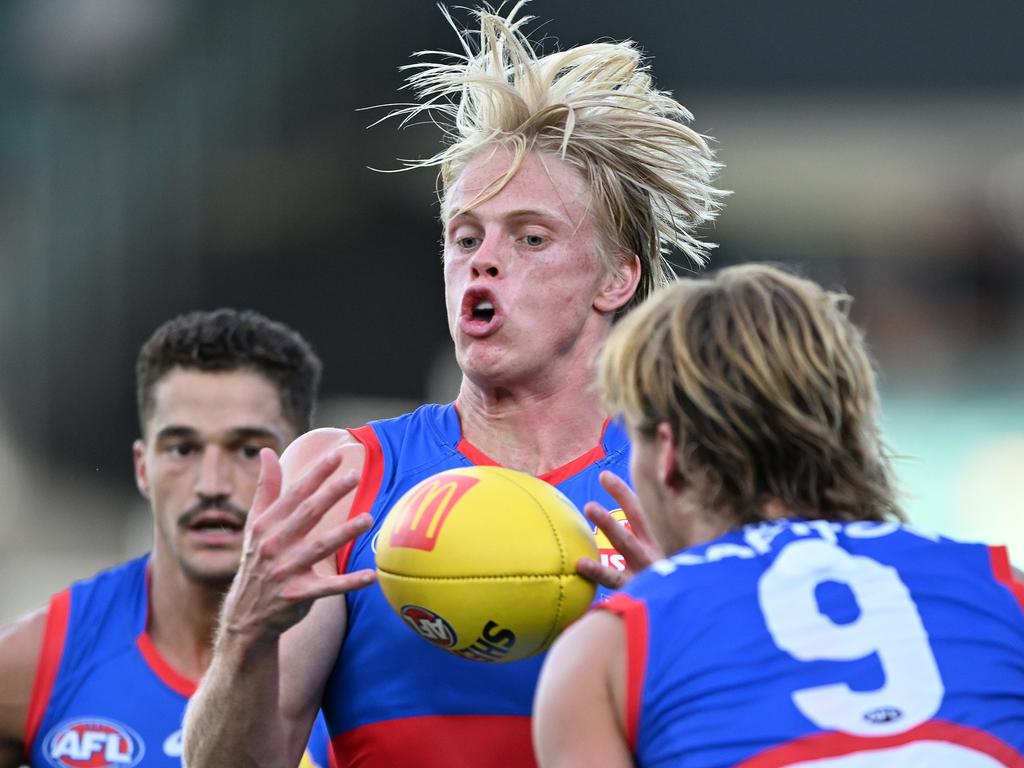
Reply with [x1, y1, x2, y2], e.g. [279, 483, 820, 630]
[382, 2, 727, 312]
[600, 263, 903, 525]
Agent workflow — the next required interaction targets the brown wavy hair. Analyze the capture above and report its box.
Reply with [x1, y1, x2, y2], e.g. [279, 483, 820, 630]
[380, 2, 727, 313]
[600, 263, 903, 524]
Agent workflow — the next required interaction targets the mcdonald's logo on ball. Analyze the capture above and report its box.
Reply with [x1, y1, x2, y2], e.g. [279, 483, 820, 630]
[386, 472, 479, 551]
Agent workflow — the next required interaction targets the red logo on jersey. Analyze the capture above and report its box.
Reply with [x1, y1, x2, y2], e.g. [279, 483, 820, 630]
[388, 473, 479, 551]
[399, 605, 458, 648]
[44, 718, 145, 768]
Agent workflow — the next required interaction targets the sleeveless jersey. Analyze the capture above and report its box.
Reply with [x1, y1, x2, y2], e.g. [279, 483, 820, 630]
[601, 519, 1024, 767]
[24, 554, 334, 768]
[325, 402, 631, 768]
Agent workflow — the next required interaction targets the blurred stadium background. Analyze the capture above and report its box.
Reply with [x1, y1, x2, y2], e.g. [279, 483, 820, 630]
[1, 0, 1022, 620]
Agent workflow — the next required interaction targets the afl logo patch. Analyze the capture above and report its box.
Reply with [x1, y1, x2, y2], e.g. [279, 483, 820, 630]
[399, 605, 458, 648]
[864, 706, 903, 724]
[44, 718, 145, 768]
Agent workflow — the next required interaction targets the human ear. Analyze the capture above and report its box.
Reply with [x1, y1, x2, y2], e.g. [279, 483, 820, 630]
[133, 439, 151, 499]
[594, 253, 641, 313]
[655, 422, 684, 492]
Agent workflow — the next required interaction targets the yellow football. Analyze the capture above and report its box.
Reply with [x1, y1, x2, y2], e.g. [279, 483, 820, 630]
[375, 465, 598, 663]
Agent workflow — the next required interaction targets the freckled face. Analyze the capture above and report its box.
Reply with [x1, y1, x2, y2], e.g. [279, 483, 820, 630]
[134, 368, 295, 585]
[443, 149, 611, 388]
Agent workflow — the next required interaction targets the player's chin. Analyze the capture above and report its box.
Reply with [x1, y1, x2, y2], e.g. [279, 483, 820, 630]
[458, 342, 529, 385]
[181, 552, 242, 586]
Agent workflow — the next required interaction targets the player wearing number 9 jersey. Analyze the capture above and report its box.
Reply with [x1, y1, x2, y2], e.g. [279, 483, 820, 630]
[533, 264, 1024, 767]
[605, 520, 1024, 766]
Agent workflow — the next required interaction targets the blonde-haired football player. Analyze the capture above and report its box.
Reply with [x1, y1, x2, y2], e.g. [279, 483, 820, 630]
[184, 5, 725, 768]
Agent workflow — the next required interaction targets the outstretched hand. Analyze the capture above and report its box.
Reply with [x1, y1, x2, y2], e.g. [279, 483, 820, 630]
[577, 471, 663, 591]
[220, 448, 376, 644]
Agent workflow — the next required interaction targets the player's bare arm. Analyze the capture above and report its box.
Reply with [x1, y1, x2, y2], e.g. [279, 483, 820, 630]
[0, 606, 48, 768]
[577, 470, 663, 590]
[183, 429, 375, 767]
[533, 609, 632, 768]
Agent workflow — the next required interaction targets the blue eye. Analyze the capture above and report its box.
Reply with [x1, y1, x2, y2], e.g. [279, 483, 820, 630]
[458, 236, 481, 249]
[523, 234, 544, 247]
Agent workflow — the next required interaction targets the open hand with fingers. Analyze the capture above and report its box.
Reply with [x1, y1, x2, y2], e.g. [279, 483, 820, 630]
[220, 447, 376, 643]
[577, 471, 663, 591]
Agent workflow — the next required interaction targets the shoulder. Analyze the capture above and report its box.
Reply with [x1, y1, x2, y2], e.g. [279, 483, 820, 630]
[0, 603, 49, 679]
[280, 428, 366, 484]
[546, 608, 625, 675]
[540, 609, 626, 710]
[534, 610, 631, 766]
[0, 603, 51, 747]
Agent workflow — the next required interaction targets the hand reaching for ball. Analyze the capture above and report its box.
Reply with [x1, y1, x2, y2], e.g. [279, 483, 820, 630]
[577, 471, 663, 590]
[219, 448, 376, 644]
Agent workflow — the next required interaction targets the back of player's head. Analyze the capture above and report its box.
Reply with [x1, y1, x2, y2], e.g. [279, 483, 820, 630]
[387, 3, 725, 314]
[600, 263, 902, 524]
[135, 308, 322, 437]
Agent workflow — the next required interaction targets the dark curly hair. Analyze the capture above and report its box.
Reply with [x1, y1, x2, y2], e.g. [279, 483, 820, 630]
[135, 309, 322, 436]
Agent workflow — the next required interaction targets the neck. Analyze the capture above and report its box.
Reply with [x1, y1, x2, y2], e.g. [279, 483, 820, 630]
[661, 488, 740, 554]
[668, 492, 804, 552]
[454, 373, 607, 476]
[146, 548, 229, 681]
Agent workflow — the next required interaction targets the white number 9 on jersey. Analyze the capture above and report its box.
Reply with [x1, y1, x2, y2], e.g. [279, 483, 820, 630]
[758, 538, 944, 737]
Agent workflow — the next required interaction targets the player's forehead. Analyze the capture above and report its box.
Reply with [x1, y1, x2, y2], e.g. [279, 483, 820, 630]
[145, 367, 291, 441]
[444, 147, 593, 228]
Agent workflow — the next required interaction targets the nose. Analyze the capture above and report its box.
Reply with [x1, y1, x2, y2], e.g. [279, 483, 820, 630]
[468, 237, 503, 279]
[195, 445, 232, 500]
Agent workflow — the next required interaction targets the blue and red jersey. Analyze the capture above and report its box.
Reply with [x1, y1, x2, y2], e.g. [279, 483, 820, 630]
[24, 554, 333, 768]
[602, 519, 1024, 767]
[325, 402, 631, 768]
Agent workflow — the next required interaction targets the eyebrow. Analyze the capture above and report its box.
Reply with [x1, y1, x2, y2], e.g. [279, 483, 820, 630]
[447, 208, 569, 228]
[154, 425, 284, 443]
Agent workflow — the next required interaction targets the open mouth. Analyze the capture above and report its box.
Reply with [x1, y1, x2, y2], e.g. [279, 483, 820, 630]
[471, 299, 495, 323]
[459, 288, 504, 337]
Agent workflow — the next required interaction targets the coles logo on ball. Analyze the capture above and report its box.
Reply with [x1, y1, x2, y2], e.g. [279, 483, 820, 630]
[44, 718, 145, 768]
[400, 605, 458, 648]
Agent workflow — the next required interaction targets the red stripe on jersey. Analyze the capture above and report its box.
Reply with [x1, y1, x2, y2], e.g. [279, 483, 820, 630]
[737, 719, 1024, 766]
[598, 592, 649, 752]
[23, 589, 71, 754]
[340, 425, 386, 574]
[135, 559, 197, 697]
[989, 545, 1024, 614]
[454, 410, 611, 488]
[538, 419, 609, 487]
[135, 631, 197, 697]
[330, 714, 535, 768]
[454, 434, 498, 468]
